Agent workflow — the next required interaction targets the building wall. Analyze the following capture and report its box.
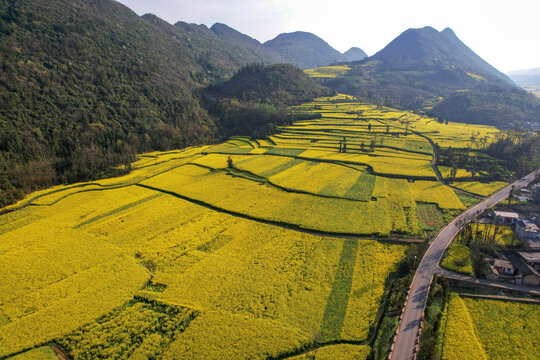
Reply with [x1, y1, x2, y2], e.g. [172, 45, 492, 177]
[534, 188, 540, 204]
[516, 225, 538, 241]
[524, 275, 540, 287]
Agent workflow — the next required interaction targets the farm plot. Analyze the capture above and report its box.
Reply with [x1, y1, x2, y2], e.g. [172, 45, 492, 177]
[451, 181, 507, 197]
[0, 224, 149, 357]
[439, 294, 539, 360]
[147, 169, 405, 235]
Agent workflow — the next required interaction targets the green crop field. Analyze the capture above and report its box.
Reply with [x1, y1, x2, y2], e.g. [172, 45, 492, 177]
[1, 95, 509, 359]
[439, 294, 539, 360]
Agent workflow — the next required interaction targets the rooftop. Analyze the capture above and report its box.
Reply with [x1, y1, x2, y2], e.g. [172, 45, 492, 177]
[518, 251, 540, 263]
[488, 258, 514, 269]
[494, 211, 519, 218]
[507, 253, 540, 277]
[517, 220, 540, 232]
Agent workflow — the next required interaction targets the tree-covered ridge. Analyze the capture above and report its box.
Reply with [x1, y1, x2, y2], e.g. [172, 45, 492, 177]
[206, 63, 331, 137]
[0, 0, 226, 205]
[210, 63, 330, 107]
[0, 0, 296, 207]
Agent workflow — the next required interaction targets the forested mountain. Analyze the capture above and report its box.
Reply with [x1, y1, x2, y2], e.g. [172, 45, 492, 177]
[209, 63, 329, 106]
[205, 63, 330, 137]
[371, 27, 512, 84]
[212, 26, 368, 70]
[209, 23, 281, 63]
[0, 0, 217, 205]
[263, 31, 348, 69]
[323, 26, 540, 126]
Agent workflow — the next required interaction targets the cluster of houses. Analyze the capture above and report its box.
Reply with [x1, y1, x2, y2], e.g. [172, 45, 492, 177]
[483, 209, 540, 286]
[485, 252, 540, 286]
[514, 183, 540, 203]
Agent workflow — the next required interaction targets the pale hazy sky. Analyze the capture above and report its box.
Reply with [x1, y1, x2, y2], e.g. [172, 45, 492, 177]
[116, 0, 539, 72]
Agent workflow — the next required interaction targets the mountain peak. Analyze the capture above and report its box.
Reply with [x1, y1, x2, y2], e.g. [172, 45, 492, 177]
[343, 47, 367, 61]
[371, 26, 512, 84]
[211, 22, 262, 48]
[263, 31, 344, 69]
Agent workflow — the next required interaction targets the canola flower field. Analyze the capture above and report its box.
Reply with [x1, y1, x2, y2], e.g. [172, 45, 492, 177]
[439, 294, 539, 360]
[1, 95, 508, 359]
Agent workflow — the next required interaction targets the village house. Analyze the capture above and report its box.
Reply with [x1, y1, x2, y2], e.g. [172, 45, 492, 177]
[524, 239, 540, 251]
[507, 253, 540, 287]
[515, 219, 540, 242]
[485, 258, 516, 283]
[517, 251, 540, 272]
[493, 211, 519, 225]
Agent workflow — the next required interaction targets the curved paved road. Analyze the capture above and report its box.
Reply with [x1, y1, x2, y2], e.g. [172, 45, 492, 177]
[391, 169, 540, 360]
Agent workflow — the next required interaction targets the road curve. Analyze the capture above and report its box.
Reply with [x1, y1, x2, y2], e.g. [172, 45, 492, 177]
[391, 169, 539, 360]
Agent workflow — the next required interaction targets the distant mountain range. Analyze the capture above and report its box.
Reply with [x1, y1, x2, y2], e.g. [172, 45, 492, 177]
[507, 67, 540, 89]
[323, 26, 540, 126]
[209, 24, 367, 69]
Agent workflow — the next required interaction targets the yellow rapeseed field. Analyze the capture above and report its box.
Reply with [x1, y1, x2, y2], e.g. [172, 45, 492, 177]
[440, 294, 488, 360]
[290, 344, 371, 360]
[5, 346, 58, 360]
[1, 94, 505, 358]
[304, 65, 351, 78]
[451, 181, 507, 197]
[440, 294, 539, 360]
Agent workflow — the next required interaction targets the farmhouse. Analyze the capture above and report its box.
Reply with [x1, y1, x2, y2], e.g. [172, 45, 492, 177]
[517, 252, 540, 271]
[493, 211, 519, 225]
[515, 219, 540, 242]
[485, 258, 515, 282]
[507, 253, 540, 287]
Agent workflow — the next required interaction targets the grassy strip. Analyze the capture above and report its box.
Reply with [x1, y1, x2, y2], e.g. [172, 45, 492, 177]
[260, 158, 304, 177]
[343, 172, 376, 202]
[319, 239, 359, 342]
[227, 168, 267, 183]
[264, 148, 306, 157]
[455, 192, 483, 208]
[73, 194, 161, 229]
[372, 316, 399, 360]
[417, 276, 451, 360]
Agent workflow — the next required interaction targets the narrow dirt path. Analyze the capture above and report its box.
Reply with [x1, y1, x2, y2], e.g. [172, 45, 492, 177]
[50, 344, 73, 360]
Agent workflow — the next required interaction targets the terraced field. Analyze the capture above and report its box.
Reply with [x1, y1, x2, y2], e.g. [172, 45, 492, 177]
[1, 95, 508, 359]
[438, 294, 539, 360]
